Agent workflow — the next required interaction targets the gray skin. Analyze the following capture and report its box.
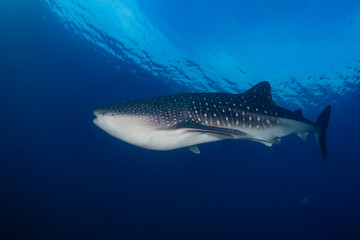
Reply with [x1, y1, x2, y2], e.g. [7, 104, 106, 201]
[93, 81, 331, 160]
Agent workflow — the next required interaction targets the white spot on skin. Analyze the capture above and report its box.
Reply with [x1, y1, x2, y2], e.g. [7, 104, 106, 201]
[257, 117, 260, 121]
[249, 117, 252, 121]
[217, 120, 220, 125]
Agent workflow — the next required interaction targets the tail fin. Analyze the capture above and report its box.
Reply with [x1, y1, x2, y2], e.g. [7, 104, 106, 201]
[315, 105, 331, 161]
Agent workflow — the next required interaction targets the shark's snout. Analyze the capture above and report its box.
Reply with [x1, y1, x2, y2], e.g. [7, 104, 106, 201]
[93, 107, 108, 129]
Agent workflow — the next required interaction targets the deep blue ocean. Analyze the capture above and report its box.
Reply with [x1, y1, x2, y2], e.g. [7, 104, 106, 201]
[1, 0, 360, 239]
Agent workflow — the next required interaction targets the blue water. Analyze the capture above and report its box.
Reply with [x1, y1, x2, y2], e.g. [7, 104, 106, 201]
[1, 0, 360, 239]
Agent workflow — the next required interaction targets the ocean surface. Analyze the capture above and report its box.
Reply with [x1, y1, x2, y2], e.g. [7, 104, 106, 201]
[1, 0, 360, 239]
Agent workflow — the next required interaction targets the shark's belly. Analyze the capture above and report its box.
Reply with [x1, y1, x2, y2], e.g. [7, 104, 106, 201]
[93, 115, 231, 150]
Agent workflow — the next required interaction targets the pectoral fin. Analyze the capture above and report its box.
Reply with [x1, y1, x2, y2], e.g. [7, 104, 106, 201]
[175, 121, 248, 138]
[188, 145, 200, 154]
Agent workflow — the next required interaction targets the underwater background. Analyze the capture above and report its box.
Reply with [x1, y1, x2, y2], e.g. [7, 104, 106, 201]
[1, 0, 360, 239]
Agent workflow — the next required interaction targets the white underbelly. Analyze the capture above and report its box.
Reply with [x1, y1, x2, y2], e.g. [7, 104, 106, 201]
[93, 115, 230, 150]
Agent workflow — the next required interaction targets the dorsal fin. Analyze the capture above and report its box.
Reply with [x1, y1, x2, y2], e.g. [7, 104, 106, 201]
[293, 109, 303, 117]
[243, 81, 275, 105]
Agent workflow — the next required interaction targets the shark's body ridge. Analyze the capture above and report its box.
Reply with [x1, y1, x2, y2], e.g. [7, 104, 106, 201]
[93, 82, 331, 161]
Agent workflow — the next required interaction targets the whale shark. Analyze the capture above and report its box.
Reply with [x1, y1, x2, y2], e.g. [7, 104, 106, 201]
[93, 81, 331, 161]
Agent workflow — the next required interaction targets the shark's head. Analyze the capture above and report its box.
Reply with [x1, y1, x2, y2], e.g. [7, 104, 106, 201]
[92, 100, 187, 150]
[93, 96, 188, 132]
[93, 104, 159, 149]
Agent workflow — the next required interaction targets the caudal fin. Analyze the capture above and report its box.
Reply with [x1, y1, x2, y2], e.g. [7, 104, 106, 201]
[315, 105, 331, 161]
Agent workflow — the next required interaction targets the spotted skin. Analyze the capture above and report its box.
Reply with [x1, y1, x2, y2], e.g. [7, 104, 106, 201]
[93, 81, 331, 160]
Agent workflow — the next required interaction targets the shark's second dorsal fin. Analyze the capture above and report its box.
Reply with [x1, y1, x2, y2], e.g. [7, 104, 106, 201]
[243, 81, 276, 105]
